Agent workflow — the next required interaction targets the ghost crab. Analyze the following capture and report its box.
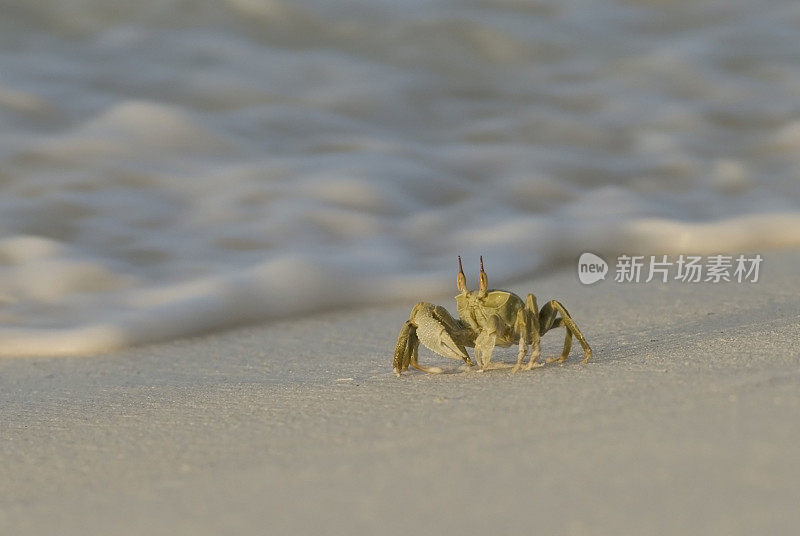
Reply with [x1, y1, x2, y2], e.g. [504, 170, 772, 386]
[393, 256, 592, 376]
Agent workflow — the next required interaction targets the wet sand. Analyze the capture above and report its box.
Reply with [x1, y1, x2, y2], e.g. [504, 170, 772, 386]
[2, 250, 799, 535]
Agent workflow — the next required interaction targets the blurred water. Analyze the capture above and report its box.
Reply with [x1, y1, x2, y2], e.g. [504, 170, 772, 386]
[1, 0, 800, 355]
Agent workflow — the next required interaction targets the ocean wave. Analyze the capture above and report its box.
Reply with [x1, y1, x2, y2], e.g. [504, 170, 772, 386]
[1, 0, 800, 355]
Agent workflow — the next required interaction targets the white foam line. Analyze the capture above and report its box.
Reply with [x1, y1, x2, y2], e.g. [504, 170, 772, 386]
[1, 212, 799, 357]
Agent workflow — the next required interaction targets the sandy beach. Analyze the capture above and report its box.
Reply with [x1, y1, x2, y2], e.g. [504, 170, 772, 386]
[2, 249, 798, 535]
[4, 1, 800, 533]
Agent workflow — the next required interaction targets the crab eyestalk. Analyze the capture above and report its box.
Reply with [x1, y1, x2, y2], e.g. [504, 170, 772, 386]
[457, 255, 467, 294]
[478, 256, 488, 297]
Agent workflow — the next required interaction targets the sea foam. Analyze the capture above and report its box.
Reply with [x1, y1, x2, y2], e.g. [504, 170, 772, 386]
[1, 0, 799, 355]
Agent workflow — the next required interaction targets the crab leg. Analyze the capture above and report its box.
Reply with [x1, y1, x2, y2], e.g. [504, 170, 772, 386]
[474, 314, 502, 371]
[511, 309, 528, 374]
[393, 320, 415, 374]
[539, 300, 591, 364]
[524, 293, 543, 371]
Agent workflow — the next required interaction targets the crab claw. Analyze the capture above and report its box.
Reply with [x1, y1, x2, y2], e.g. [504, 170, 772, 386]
[411, 303, 469, 362]
[394, 302, 472, 376]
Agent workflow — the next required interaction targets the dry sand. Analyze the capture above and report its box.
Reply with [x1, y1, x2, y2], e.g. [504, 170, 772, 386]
[2, 250, 799, 535]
